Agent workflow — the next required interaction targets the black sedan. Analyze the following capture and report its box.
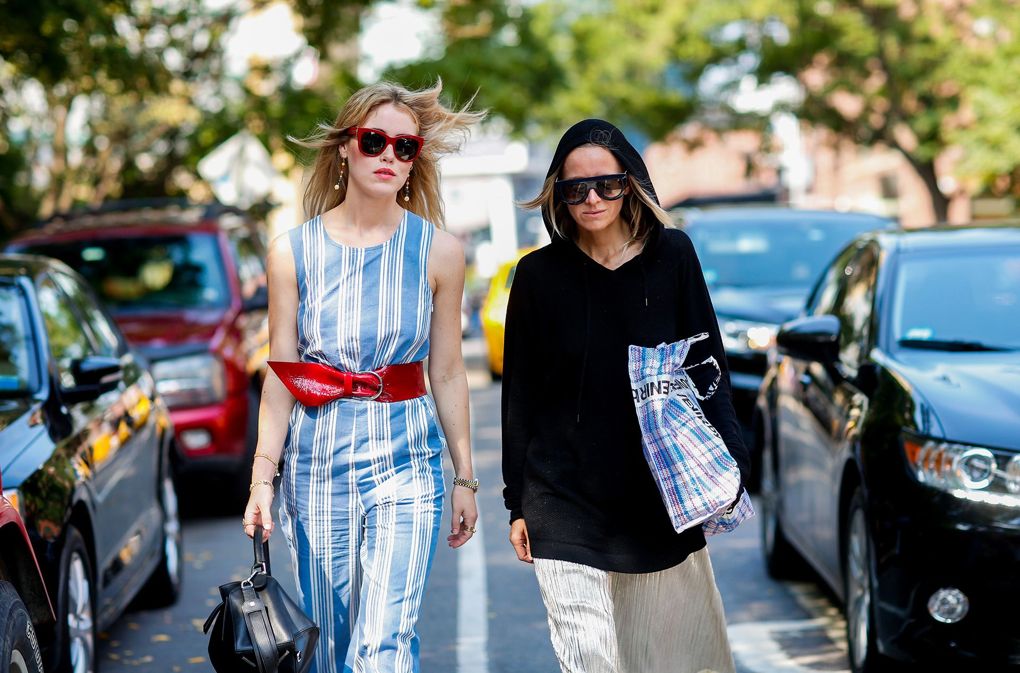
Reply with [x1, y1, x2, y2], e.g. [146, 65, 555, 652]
[0, 254, 182, 673]
[679, 207, 895, 487]
[756, 225, 1020, 671]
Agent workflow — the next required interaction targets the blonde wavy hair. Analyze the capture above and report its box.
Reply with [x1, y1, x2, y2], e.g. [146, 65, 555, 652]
[290, 79, 486, 227]
[520, 144, 672, 245]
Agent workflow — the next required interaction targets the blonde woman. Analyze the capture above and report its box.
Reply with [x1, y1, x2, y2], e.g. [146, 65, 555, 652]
[502, 119, 750, 673]
[243, 80, 485, 673]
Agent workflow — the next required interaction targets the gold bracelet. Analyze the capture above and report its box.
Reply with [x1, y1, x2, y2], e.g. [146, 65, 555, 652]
[250, 480, 274, 492]
[254, 452, 278, 468]
[254, 452, 281, 476]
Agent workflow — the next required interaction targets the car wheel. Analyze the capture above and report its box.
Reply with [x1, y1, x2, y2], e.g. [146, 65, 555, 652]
[51, 526, 95, 673]
[138, 470, 183, 607]
[0, 580, 45, 673]
[844, 487, 892, 673]
[760, 439, 801, 579]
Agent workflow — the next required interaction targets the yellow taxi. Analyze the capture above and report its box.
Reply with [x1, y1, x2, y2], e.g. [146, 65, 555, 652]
[480, 247, 536, 379]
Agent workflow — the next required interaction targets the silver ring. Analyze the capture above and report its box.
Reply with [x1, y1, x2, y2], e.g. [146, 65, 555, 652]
[364, 370, 384, 401]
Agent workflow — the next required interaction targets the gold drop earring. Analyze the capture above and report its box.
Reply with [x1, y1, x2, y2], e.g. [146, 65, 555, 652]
[403, 167, 412, 202]
[334, 156, 346, 190]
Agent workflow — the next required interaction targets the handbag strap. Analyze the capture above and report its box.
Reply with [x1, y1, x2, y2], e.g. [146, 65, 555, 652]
[683, 355, 722, 401]
[240, 582, 280, 673]
[252, 525, 272, 576]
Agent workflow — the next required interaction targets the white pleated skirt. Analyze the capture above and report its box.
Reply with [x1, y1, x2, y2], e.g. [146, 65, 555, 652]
[533, 547, 735, 673]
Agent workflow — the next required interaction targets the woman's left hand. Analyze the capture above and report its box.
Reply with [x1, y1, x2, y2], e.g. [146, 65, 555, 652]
[448, 485, 479, 548]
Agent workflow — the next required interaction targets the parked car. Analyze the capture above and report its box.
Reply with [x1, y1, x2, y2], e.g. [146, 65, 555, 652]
[7, 199, 270, 490]
[1, 469, 53, 673]
[755, 225, 1020, 671]
[677, 207, 896, 487]
[0, 254, 182, 673]
[480, 247, 536, 380]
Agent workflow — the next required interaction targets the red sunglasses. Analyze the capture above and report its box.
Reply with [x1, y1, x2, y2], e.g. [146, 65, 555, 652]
[342, 127, 424, 162]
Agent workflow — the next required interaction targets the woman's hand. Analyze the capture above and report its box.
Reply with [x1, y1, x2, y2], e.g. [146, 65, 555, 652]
[448, 485, 478, 548]
[509, 518, 532, 563]
[242, 483, 275, 542]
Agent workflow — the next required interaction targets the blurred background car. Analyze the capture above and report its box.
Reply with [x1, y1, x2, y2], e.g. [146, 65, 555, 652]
[6, 199, 270, 498]
[480, 247, 536, 381]
[1, 468, 53, 673]
[0, 253, 182, 673]
[677, 206, 896, 488]
[755, 224, 1020, 672]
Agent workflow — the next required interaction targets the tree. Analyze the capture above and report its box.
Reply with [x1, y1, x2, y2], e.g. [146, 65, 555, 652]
[0, 0, 374, 234]
[746, 0, 1020, 222]
[387, 0, 732, 141]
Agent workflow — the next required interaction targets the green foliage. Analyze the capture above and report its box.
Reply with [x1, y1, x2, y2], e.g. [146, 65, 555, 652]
[386, 0, 730, 140]
[744, 0, 1020, 218]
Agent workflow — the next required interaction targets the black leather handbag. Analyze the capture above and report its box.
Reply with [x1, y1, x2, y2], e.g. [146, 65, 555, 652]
[203, 526, 318, 673]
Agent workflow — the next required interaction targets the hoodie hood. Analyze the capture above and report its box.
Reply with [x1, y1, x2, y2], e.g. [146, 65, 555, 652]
[542, 118, 662, 249]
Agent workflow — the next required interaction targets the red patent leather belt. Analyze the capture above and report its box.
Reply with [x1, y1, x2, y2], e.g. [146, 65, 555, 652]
[267, 360, 427, 405]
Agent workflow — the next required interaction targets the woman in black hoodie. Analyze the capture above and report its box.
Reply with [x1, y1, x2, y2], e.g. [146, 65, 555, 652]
[501, 119, 750, 673]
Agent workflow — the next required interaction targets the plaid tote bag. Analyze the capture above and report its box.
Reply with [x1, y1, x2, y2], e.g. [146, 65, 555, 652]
[628, 333, 754, 535]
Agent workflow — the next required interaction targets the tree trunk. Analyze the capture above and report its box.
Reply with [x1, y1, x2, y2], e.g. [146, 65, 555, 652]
[39, 99, 69, 219]
[896, 147, 950, 224]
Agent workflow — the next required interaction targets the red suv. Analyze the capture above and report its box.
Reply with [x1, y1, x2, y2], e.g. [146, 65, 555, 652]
[8, 200, 270, 490]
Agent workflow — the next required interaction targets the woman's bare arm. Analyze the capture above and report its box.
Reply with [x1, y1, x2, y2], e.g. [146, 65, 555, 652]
[427, 229, 478, 548]
[244, 232, 299, 539]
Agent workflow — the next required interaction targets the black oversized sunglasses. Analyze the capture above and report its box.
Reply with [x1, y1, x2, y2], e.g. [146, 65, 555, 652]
[342, 127, 424, 162]
[554, 173, 628, 205]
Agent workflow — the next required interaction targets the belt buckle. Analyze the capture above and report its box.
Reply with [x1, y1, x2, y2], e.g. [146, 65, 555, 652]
[363, 370, 384, 401]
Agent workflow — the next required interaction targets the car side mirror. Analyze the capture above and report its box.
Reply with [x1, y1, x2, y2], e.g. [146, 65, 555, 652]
[242, 285, 269, 312]
[776, 315, 841, 364]
[63, 355, 123, 404]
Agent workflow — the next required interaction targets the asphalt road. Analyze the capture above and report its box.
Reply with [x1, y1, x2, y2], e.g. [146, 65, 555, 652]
[96, 342, 853, 673]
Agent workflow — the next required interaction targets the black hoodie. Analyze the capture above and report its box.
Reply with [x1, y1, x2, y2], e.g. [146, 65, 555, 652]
[501, 119, 750, 573]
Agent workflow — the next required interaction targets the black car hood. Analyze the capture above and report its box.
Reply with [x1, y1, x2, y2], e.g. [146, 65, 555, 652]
[710, 286, 807, 324]
[893, 350, 1020, 449]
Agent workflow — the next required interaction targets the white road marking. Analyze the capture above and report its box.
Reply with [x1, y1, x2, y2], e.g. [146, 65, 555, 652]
[457, 405, 489, 673]
[729, 619, 848, 673]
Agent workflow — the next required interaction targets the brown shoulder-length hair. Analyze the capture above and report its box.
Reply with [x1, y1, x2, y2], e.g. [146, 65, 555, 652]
[289, 79, 486, 226]
[520, 144, 672, 244]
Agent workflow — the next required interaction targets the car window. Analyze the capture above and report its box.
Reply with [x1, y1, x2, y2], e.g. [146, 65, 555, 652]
[228, 230, 267, 302]
[36, 275, 98, 388]
[686, 217, 884, 289]
[51, 270, 122, 357]
[832, 245, 879, 370]
[807, 245, 858, 316]
[892, 248, 1020, 350]
[22, 234, 230, 313]
[0, 283, 35, 395]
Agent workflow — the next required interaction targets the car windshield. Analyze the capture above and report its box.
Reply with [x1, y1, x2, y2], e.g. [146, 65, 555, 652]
[893, 250, 1020, 351]
[21, 234, 229, 313]
[0, 283, 35, 397]
[685, 217, 883, 288]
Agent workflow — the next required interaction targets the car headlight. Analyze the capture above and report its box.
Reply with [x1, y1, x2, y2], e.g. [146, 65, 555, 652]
[152, 353, 226, 409]
[719, 319, 777, 354]
[903, 435, 1020, 508]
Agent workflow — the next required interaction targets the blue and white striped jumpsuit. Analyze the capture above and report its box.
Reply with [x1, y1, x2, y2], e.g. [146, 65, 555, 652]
[278, 211, 446, 673]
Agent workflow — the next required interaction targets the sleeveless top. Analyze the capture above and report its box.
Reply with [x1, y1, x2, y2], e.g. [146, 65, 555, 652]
[290, 211, 433, 372]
